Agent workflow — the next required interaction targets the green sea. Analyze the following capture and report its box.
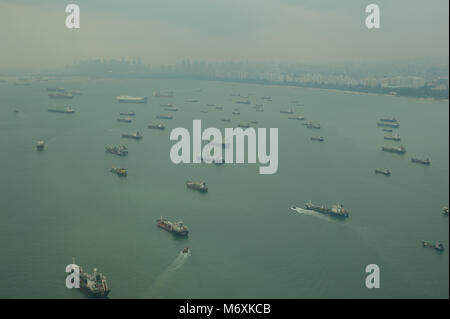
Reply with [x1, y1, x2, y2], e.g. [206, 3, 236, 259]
[0, 77, 448, 298]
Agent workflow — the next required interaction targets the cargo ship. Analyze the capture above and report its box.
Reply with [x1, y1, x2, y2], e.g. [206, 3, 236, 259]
[238, 123, 250, 128]
[110, 167, 127, 177]
[46, 88, 66, 92]
[215, 106, 224, 110]
[200, 110, 208, 114]
[305, 201, 349, 218]
[156, 114, 173, 119]
[117, 117, 132, 123]
[153, 91, 174, 98]
[232, 111, 240, 115]
[280, 109, 294, 114]
[148, 124, 165, 130]
[121, 131, 143, 140]
[48, 92, 73, 99]
[119, 111, 135, 116]
[383, 129, 393, 132]
[411, 157, 430, 165]
[375, 169, 391, 176]
[380, 117, 398, 123]
[306, 123, 321, 129]
[221, 118, 231, 122]
[116, 96, 147, 104]
[70, 258, 111, 298]
[186, 99, 198, 103]
[310, 136, 324, 142]
[157, 218, 189, 236]
[382, 145, 406, 154]
[165, 108, 178, 112]
[186, 181, 208, 193]
[160, 103, 173, 107]
[422, 241, 444, 252]
[261, 96, 272, 101]
[36, 140, 45, 151]
[48, 106, 75, 114]
[288, 115, 305, 120]
[384, 134, 400, 141]
[235, 100, 251, 105]
[105, 145, 128, 156]
[255, 108, 264, 112]
[377, 122, 399, 128]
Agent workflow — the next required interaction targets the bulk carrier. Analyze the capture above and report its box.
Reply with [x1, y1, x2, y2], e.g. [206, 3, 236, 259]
[305, 201, 349, 218]
[116, 96, 147, 104]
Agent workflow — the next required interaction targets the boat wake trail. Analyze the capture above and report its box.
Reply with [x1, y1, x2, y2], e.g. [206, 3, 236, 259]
[144, 251, 190, 298]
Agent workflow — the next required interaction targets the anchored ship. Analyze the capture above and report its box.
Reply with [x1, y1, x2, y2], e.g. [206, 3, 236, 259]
[157, 218, 189, 236]
[156, 114, 173, 119]
[116, 96, 147, 104]
[48, 92, 73, 99]
[238, 123, 250, 128]
[221, 118, 231, 122]
[235, 100, 251, 105]
[153, 91, 174, 98]
[305, 201, 349, 218]
[186, 99, 198, 103]
[232, 111, 240, 115]
[375, 169, 391, 176]
[378, 122, 400, 128]
[310, 136, 324, 142]
[186, 181, 208, 193]
[215, 106, 224, 110]
[280, 109, 294, 114]
[117, 117, 132, 123]
[71, 258, 111, 298]
[148, 124, 165, 130]
[48, 106, 75, 114]
[110, 167, 127, 177]
[261, 96, 272, 100]
[119, 111, 135, 116]
[46, 88, 66, 92]
[382, 145, 406, 154]
[383, 129, 393, 132]
[384, 134, 400, 141]
[121, 131, 143, 140]
[165, 108, 178, 112]
[411, 157, 430, 165]
[160, 103, 173, 107]
[105, 145, 128, 156]
[380, 117, 398, 123]
[422, 241, 444, 252]
[306, 123, 321, 129]
[36, 140, 45, 151]
[288, 115, 305, 120]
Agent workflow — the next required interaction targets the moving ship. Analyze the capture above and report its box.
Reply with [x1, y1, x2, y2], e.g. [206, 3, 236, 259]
[70, 258, 111, 298]
[186, 181, 208, 193]
[116, 96, 147, 104]
[48, 92, 73, 99]
[119, 111, 135, 116]
[411, 157, 430, 165]
[305, 201, 349, 218]
[310, 136, 324, 142]
[36, 140, 45, 151]
[375, 169, 391, 176]
[148, 124, 165, 130]
[48, 106, 75, 114]
[157, 218, 189, 236]
[182, 247, 190, 254]
[121, 131, 143, 140]
[422, 241, 445, 252]
[378, 122, 400, 128]
[110, 167, 127, 177]
[117, 117, 132, 123]
[156, 114, 173, 119]
[384, 134, 400, 141]
[105, 145, 128, 156]
[382, 145, 406, 154]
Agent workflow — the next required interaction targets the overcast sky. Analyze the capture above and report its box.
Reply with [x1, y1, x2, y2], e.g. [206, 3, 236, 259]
[0, 0, 448, 70]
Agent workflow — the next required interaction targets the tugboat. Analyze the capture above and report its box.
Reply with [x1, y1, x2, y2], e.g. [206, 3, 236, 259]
[422, 241, 445, 252]
[382, 145, 406, 154]
[70, 258, 111, 298]
[411, 157, 430, 165]
[110, 167, 127, 177]
[305, 201, 349, 218]
[121, 131, 143, 140]
[105, 145, 128, 156]
[157, 218, 189, 236]
[384, 134, 400, 141]
[310, 136, 324, 142]
[186, 181, 208, 193]
[148, 124, 165, 130]
[375, 169, 391, 176]
[182, 247, 190, 254]
[36, 140, 45, 151]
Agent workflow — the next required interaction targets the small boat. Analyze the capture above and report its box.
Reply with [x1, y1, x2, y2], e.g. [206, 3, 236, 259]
[182, 247, 190, 254]
[110, 167, 127, 177]
[422, 241, 444, 252]
[36, 140, 45, 151]
[442, 207, 449, 216]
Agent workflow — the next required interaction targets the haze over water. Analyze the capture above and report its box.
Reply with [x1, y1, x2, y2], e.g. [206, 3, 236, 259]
[0, 77, 448, 298]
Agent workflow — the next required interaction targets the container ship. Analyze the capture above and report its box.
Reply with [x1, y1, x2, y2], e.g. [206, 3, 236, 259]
[384, 134, 400, 141]
[48, 106, 75, 114]
[157, 218, 189, 236]
[305, 201, 349, 218]
[48, 92, 73, 99]
[156, 115, 173, 119]
[382, 145, 406, 154]
[186, 181, 208, 193]
[377, 122, 399, 128]
[36, 140, 45, 151]
[148, 124, 165, 130]
[375, 169, 391, 176]
[411, 157, 430, 165]
[121, 132, 143, 140]
[105, 145, 128, 156]
[116, 96, 147, 104]
[70, 258, 111, 298]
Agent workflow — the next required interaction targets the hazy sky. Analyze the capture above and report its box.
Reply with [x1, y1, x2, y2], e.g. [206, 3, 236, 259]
[0, 0, 448, 70]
